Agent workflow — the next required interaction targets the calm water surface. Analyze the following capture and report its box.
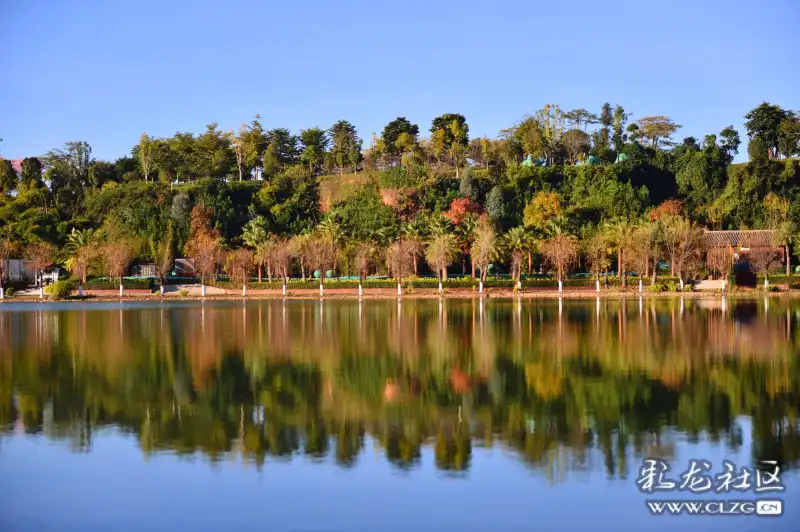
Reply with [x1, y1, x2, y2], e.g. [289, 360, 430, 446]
[0, 297, 798, 532]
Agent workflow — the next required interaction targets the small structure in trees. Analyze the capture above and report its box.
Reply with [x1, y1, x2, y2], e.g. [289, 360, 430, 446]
[701, 230, 784, 287]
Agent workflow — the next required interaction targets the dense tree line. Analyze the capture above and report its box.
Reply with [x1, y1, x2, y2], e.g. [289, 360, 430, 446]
[1, 102, 799, 291]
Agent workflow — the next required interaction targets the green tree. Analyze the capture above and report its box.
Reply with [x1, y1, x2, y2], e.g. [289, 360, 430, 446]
[242, 115, 267, 179]
[381, 117, 420, 158]
[195, 123, 234, 179]
[430, 114, 469, 172]
[744, 103, 793, 160]
[0, 158, 17, 196]
[329, 120, 361, 175]
[299, 128, 329, 174]
[20, 157, 43, 188]
[612, 105, 628, 152]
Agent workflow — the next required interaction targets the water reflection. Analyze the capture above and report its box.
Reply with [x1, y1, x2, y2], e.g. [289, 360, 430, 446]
[1, 298, 799, 480]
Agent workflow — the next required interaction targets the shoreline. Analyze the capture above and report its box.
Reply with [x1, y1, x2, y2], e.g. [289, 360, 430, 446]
[0, 287, 795, 303]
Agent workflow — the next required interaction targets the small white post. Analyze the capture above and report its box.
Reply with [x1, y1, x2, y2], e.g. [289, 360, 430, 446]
[397, 283, 402, 296]
[282, 282, 287, 296]
[78, 285, 83, 297]
[159, 284, 164, 296]
[764, 278, 769, 289]
[596, 280, 600, 292]
[39, 285, 44, 299]
[479, 280, 484, 293]
[679, 278, 684, 291]
[558, 280, 563, 293]
[358, 282, 363, 297]
[0, 287, 4, 299]
[119, 283, 124, 298]
[319, 283, 324, 297]
[438, 281, 443, 294]
[516, 280, 522, 290]
[201, 284, 206, 297]
[638, 279, 643, 293]
[242, 285, 247, 297]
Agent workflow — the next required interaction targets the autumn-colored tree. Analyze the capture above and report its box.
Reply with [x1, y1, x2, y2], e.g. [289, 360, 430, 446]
[226, 248, 253, 293]
[270, 237, 293, 284]
[648, 200, 685, 222]
[304, 235, 336, 286]
[661, 215, 705, 287]
[103, 242, 135, 285]
[185, 204, 223, 290]
[353, 241, 377, 284]
[470, 221, 499, 291]
[385, 238, 416, 289]
[706, 248, 732, 280]
[585, 232, 610, 287]
[442, 198, 481, 225]
[186, 233, 223, 289]
[541, 230, 579, 284]
[523, 191, 563, 232]
[26, 241, 56, 293]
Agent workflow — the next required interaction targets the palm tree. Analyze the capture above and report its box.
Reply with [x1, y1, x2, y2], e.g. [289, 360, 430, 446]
[470, 222, 500, 293]
[242, 216, 270, 282]
[401, 219, 428, 275]
[773, 220, 797, 277]
[502, 226, 532, 289]
[425, 233, 460, 293]
[604, 219, 637, 288]
[65, 228, 95, 295]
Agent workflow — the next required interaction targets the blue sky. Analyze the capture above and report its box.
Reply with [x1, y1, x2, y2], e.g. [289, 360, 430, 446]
[1, 0, 798, 163]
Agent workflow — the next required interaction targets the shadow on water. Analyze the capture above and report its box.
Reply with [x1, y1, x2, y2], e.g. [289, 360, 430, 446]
[0, 298, 799, 478]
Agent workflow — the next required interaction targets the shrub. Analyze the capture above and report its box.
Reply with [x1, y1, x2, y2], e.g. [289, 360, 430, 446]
[179, 289, 189, 297]
[45, 280, 76, 300]
[647, 283, 663, 293]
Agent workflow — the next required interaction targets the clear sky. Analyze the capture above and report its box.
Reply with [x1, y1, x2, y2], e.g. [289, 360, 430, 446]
[1, 0, 798, 163]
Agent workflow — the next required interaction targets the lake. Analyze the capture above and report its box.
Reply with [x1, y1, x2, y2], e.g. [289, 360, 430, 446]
[0, 297, 798, 531]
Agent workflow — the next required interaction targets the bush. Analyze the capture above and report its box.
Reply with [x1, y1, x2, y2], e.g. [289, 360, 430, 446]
[45, 280, 76, 299]
[648, 283, 663, 293]
[179, 289, 189, 297]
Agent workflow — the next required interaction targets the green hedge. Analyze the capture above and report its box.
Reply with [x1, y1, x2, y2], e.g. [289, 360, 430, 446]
[84, 278, 154, 290]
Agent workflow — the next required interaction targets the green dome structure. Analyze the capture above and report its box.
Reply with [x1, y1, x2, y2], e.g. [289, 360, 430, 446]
[325, 269, 335, 279]
[313, 270, 321, 279]
[615, 152, 628, 163]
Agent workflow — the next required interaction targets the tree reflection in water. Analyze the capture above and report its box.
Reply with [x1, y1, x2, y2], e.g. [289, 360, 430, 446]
[0, 298, 798, 481]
